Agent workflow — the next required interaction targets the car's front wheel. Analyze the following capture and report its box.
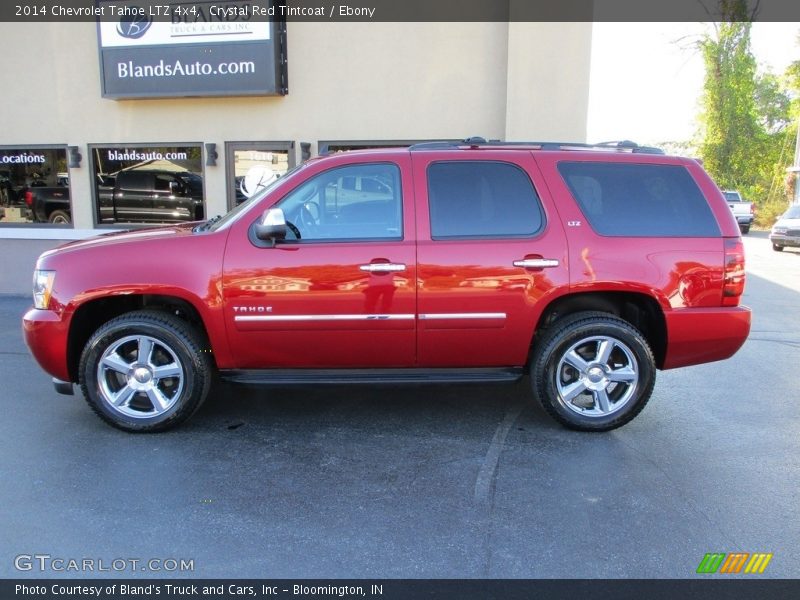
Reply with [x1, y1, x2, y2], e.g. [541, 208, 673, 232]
[79, 310, 212, 432]
[773, 243, 784, 252]
[531, 312, 656, 431]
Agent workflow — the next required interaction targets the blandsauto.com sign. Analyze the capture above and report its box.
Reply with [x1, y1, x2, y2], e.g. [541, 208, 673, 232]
[97, 0, 287, 99]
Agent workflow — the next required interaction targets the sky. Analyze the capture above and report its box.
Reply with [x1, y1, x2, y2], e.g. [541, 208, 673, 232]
[586, 22, 800, 145]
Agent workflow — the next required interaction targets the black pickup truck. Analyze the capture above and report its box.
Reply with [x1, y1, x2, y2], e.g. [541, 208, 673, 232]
[28, 173, 71, 223]
[2, 170, 48, 215]
[31, 170, 204, 224]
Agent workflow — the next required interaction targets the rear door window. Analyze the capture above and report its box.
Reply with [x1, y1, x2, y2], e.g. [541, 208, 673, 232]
[427, 161, 544, 239]
[558, 162, 720, 237]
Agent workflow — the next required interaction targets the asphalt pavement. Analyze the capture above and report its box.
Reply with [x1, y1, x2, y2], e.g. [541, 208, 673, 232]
[1, 230, 798, 578]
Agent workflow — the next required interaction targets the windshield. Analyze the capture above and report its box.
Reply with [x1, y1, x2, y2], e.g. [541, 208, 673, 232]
[783, 205, 800, 219]
[206, 162, 307, 232]
[723, 191, 742, 202]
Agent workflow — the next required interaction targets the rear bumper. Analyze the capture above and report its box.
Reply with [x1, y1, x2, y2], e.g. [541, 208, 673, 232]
[662, 306, 751, 370]
[22, 308, 71, 383]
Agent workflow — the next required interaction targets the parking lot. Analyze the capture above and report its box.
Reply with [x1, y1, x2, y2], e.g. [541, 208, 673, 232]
[0, 230, 798, 579]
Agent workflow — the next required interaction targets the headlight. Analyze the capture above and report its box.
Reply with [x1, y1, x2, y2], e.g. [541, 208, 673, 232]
[32, 270, 56, 309]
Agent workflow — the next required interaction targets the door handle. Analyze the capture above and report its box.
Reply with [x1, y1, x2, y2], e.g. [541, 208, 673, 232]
[513, 258, 559, 269]
[359, 263, 406, 273]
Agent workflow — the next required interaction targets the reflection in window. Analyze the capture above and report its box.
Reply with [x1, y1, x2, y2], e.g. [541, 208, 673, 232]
[90, 145, 205, 225]
[234, 149, 290, 205]
[0, 147, 70, 225]
[276, 163, 402, 241]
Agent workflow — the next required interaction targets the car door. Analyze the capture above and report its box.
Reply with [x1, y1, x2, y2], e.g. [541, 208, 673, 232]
[151, 173, 184, 222]
[222, 154, 417, 369]
[412, 151, 569, 367]
[113, 171, 155, 223]
[151, 172, 201, 223]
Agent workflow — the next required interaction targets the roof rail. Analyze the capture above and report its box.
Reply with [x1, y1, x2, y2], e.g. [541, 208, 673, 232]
[595, 140, 665, 154]
[408, 137, 665, 155]
[405, 141, 462, 151]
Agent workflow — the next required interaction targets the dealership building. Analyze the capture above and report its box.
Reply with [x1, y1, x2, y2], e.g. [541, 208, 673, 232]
[0, 11, 592, 290]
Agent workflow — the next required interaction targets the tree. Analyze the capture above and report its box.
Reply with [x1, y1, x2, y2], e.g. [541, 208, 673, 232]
[697, 19, 761, 192]
[697, 9, 797, 221]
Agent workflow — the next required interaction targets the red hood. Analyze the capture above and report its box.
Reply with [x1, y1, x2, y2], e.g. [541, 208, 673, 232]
[41, 223, 198, 258]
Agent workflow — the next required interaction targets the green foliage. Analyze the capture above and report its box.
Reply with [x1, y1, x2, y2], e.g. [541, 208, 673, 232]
[755, 73, 792, 133]
[758, 200, 791, 227]
[697, 17, 798, 227]
[698, 21, 761, 190]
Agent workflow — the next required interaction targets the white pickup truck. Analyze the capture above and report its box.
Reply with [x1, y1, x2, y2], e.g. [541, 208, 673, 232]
[723, 190, 755, 234]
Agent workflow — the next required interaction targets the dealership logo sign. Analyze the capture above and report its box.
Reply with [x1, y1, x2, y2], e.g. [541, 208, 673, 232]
[97, 0, 283, 98]
[116, 11, 152, 40]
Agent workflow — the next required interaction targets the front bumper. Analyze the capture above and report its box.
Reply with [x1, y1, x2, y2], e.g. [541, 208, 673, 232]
[769, 233, 800, 247]
[23, 308, 71, 383]
[662, 306, 751, 370]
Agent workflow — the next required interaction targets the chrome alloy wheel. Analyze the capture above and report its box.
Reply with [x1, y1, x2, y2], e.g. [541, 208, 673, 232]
[96, 334, 185, 418]
[555, 335, 639, 417]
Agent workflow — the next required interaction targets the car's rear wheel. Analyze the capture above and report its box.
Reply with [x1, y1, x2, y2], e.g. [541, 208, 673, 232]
[531, 312, 656, 431]
[740, 225, 750, 234]
[79, 310, 212, 432]
[48, 210, 71, 224]
[773, 243, 784, 252]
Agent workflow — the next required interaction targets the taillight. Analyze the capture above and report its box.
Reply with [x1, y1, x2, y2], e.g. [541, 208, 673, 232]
[24, 190, 33, 207]
[750, 204, 756, 216]
[722, 238, 745, 306]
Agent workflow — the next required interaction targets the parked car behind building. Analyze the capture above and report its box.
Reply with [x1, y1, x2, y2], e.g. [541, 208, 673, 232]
[769, 204, 800, 252]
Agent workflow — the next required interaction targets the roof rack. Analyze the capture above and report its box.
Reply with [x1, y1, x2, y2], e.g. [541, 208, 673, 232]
[408, 137, 665, 155]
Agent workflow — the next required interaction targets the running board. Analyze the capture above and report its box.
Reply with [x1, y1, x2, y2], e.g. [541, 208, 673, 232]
[220, 367, 524, 386]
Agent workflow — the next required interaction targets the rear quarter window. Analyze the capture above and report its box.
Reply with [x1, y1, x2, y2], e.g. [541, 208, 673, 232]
[558, 162, 720, 237]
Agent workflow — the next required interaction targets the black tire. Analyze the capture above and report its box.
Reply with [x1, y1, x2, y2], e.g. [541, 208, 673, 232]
[740, 225, 750, 234]
[79, 310, 212, 432]
[531, 311, 656, 432]
[48, 210, 71, 224]
[773, 244, 784, 252]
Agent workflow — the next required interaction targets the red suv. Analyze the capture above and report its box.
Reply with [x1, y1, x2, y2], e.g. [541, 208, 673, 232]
[23, 139, 751, 432]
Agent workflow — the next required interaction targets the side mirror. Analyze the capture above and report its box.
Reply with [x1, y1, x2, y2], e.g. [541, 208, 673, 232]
[169, 180, 183, 194]
[254, 208, 287, 244]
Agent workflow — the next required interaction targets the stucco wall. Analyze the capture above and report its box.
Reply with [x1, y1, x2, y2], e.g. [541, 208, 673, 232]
[0, 21, 592, 232]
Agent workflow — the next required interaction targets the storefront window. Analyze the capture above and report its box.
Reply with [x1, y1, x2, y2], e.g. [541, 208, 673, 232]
[225, 142, 294, 210]
[0, 146, 70, 225]
[89, 144, 205, 225]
